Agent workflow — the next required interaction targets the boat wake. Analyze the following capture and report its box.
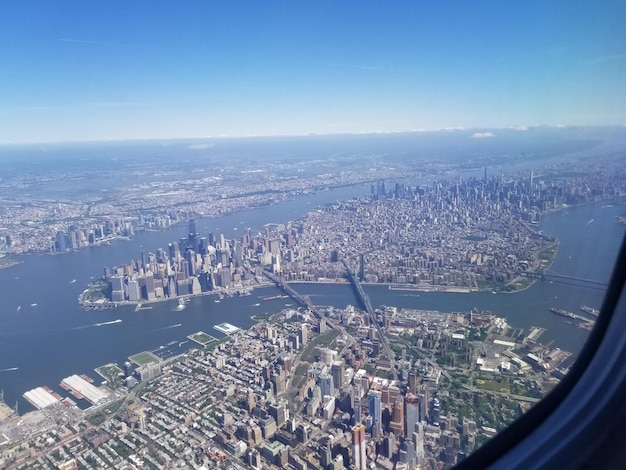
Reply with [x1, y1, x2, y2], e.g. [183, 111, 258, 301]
[74, 319, 122, 330]
[95, 319, 122, 327]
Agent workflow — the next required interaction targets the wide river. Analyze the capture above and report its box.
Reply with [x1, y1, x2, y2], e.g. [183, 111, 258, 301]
[0, 186, 624, 412]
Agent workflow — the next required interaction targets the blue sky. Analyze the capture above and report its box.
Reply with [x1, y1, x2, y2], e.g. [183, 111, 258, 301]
[1, 1, 625, 143]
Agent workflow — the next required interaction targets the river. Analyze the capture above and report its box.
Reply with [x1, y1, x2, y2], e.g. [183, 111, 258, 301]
[0, 189, 624, 412]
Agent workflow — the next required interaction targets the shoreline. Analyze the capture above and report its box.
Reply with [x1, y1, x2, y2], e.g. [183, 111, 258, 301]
[78, 196, 623, 308]
[79, 283, 272, 310]
[0, 259, 22, 270]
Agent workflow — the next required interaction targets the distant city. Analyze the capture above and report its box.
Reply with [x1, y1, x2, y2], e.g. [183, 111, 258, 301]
[89, 165, 624, 310]
[0, 134, 624, 470]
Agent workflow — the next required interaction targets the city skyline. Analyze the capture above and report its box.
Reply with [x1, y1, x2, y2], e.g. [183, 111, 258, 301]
[1, 1, 625, 143]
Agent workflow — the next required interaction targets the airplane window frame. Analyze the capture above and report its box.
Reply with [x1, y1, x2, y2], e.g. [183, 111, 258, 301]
[455, 234, 626, 469]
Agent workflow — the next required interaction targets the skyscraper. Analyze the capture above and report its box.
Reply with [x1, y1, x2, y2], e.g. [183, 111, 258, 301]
[408, 372, 417, 394]
[300, 324, 308, 346]
[419, 377, 429, 422]
[405, 393, 420, 437]
[414, 423, 425, 464]
[354, 393, 362, 424]
[331, 361, 344, 390]
[198, 237, 208, 255]
[351, 423, 367, 470]
[359, 253, 365, 281]
[168, 241, 180, 260]
[390, 395, 405, 436]
[188, 218, 197, 247]
[318, 373, 334, 398]
[368, 390, 382, 438]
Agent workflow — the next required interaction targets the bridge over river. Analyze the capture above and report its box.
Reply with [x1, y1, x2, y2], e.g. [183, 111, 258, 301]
[517, 269, 607, 287]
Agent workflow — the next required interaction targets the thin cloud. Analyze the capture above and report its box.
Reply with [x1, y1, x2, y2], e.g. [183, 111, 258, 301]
[58, 38, 135, 48]
[586, 53, 626, 65]
[15, 105, 56, 111]
[189, 143, 215, 150]
[58, 38, 165, 51]
[470, 132, 495, 139]
[88, 101, 142, 108]
[330, 63, 395, 72]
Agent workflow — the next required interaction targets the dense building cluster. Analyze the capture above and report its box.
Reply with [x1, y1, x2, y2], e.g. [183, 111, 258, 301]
[1, 300, 569, 469]
[0, 153, 406, 256]
[96, 166, 626, 303]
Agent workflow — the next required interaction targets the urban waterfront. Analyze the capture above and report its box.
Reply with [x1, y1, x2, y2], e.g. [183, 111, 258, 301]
[0, 192, 623, 413]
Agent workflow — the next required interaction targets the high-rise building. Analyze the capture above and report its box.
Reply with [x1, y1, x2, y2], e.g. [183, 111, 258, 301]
[185, 249, 196, 276]
[351, 423, 367, 470]
[420, 377, 430, 422]
[368, 390, 382, 438]
[143, 273, 155, 300]
[318, 373, 334, 398]
[247, 449, 262, 470]
[198, 237, 208, 255]
[55, 230, 67, 252]
[268, 239, 281, 254]
[221, 267, 231, 288]
[110, 274, 125, 302]
[319, 445, 332, 469]
[414, 423, 425, 463]
[408, 372, 417, 394]
[405, 393, 420, 437]
[320, 348, 336, 366]
[127, 278, 141, 301]
[168, 241, 180, 260]
[359, 253, 365, 281]
[354, 393, 362, 424]
[180, 259, 190, 279]
[300, 324, 308, 345]
[331, 361, 345, 390]
[390, 395, 404, 436]
[188, 218, 197, 246]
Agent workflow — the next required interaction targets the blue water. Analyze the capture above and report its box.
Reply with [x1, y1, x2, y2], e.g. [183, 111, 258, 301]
[0, 175, 624, 412]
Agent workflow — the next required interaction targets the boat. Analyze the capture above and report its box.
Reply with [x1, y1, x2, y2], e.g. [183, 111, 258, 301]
[70, 279, 77, 284]
[30, 303, 38, 307]
[16, 306, 21, 312]
[263, 295, 288, 301]
[580, 305, 600, 317]
[549, 308, 578, 319]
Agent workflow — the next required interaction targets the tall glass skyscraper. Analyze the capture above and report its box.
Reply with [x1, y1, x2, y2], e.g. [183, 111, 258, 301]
[368, 390, 382, 437]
